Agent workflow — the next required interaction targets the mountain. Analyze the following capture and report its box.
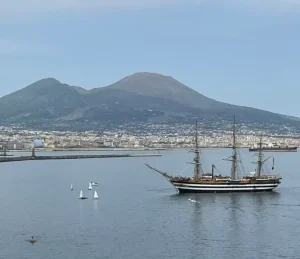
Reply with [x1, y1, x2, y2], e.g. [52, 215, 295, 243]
[0, 78, 85, 121]
[0, 72, 298, 130]
[94, 72, 213, 107]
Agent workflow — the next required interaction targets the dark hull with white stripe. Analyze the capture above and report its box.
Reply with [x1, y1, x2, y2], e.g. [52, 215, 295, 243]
[177, 188, 275, 193]
[171, 181, 280, 193]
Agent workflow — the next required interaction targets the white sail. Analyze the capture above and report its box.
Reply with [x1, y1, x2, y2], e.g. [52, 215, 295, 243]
[79, 190, 83, 198]
[88, 183, 92, 190]
[93, 190, 99, 199]
[71, 184, 73, 190]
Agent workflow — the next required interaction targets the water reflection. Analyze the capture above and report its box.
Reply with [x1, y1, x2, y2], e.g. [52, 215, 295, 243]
[186, 193, 221, 258]
[79, 200, 84, 212]
[187, 199, 205, 258]
[228, 194, 243, 250]
[93, 200, 98, 211]
[228, 194, 242, 229]
[191, 196, 202, 228]
[254, 191, 280, 216]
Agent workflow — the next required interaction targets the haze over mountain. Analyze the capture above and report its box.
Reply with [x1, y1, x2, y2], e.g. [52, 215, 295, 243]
[0, 72, 298, 130]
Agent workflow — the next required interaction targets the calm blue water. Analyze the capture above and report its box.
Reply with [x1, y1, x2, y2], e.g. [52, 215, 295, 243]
[0, 149, 299, 259]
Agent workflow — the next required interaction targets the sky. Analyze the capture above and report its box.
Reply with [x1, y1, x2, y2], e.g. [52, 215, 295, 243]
[1, 0, 300, 116]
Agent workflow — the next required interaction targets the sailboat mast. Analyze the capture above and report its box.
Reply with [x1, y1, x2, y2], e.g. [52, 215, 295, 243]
[257, 134, 263, 178]
[231, 115, 238, 180]
[194, 121, 200, 180]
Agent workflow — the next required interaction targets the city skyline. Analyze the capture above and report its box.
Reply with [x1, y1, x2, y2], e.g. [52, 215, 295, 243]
[1, 0, 300, 116]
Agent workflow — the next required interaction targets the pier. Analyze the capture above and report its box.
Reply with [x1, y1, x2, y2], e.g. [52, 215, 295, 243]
[0, 152, 161, 163]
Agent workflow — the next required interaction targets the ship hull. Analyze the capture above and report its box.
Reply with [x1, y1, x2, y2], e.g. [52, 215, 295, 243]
[249, 147, 297, 152]
[171, 182, 280, 193]
[177, 187, 275, 193]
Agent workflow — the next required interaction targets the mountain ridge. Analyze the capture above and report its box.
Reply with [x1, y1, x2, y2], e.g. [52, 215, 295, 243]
[0, 72, 298, 130]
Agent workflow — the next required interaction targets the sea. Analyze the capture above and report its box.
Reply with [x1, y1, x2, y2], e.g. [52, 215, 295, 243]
[0, 148, 299, 259]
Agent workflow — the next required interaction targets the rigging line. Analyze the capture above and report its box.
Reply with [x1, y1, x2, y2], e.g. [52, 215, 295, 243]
[199, 149, 207, 173]
[262, 154, 274, 173]
[214, 166, 223, 175]
[237, 148, 245, 175]
[214, 159, 227, 166]
[264, 163, 272, 173]
[178, 163, 190, 175]
[237, 164, 244, 178]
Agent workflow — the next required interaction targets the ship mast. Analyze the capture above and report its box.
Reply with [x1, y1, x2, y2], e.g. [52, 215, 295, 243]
[257, 134, 263, 178]
[231, 115, 238, 180]
[193, 121, 201, 180]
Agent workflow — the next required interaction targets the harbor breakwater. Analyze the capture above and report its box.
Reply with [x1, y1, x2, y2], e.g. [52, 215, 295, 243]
[0, 153, 161, 163]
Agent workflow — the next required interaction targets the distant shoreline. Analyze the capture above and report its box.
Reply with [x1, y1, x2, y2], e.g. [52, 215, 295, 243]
[2, 146, 298, 152]
[6, 147, 234, 152]
[0, 153, 162, 163]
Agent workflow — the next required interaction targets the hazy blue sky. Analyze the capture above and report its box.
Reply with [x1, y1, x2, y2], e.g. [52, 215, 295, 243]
[1, 0, 300, 116]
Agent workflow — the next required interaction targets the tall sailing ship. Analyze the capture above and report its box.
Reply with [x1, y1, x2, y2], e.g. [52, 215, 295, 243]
[146, 117, 282, 193]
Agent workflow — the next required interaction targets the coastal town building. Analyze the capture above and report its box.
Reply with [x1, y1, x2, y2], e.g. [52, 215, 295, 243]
[0, 124, 299, 150]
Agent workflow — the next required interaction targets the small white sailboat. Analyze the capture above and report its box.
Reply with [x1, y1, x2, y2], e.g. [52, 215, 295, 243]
[88, 183, 92, 190]
[78, 190, 88, 199]
[188, 198, 196, 203]
[93, 190, 99, 199]
[71, 184, 73, 191]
